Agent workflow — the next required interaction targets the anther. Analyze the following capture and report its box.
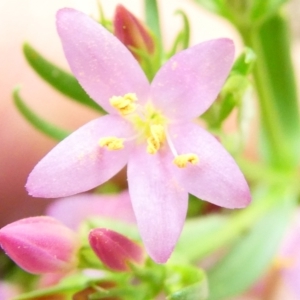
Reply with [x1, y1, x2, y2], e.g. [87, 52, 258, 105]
[173, 154, 199, 168]
[109, 93, 137, 115]
[99, 137, 124, 150]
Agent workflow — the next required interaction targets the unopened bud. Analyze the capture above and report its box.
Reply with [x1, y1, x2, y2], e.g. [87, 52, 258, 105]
[0, 216, 79, 274]
[114, 5, 155, 60]
[89, 228, 144, 272]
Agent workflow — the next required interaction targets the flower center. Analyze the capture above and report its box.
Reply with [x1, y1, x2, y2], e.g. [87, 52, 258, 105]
[99, 93, 199, 168]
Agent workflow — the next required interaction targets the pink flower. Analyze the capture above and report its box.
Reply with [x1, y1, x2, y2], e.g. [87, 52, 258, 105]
[89, 228, 145, 272]
[0, 216, 79, 274]
[26, 8, 251, 263]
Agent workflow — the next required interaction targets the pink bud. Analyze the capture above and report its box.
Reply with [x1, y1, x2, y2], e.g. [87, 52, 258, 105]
[0, 216, 79, 274]
[89, 228, 145, 272]
[114, 5, 155, 60]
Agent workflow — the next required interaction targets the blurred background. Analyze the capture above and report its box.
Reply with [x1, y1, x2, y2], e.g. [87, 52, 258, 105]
[0, 0, 299, 227]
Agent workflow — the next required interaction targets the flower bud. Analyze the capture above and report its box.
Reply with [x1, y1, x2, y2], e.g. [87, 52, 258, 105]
[0, 216, 79, 274]
[89, 228, 144, 272]
[114, 5, 155, 60]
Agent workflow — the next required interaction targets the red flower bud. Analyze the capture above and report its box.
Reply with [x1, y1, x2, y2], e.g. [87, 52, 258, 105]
[0, 216, 79, 274]
[89, 228, 145, 272]
[114, 5, 155, 60]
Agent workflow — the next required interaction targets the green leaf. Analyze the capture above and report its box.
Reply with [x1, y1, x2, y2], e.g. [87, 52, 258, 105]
[23, 43, 105, 113]
[173, 215, 228, 263]
[174, 10, 190, 50]
[166, 265, 208, 300]
[206, 187, 296, 300]
[13, 87, 70, 141]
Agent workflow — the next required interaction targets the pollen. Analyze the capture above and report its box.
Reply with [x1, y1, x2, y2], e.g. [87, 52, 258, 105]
[147, 124, 165, 154]
[99, 137, 124, 150]
[109, 93, 137, 115]
[173, 153, 199, 168]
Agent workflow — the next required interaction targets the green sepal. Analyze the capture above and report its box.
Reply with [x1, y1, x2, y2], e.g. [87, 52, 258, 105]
[231, 47, 256, 76]
[13, 87, 70, 141]
[206, 187, 296, 300]
[130, 46, 158, 81]
[165, 265, 208, 300]
[23, 43, 105, 113]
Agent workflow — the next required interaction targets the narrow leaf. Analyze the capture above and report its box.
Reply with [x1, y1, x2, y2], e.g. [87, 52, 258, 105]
[207, 187, 296, 299]
[23, 43, 105, 113]
[175, 10, 190, 50]
[144, 0, 162, 44]
[13, 87, 70, 141]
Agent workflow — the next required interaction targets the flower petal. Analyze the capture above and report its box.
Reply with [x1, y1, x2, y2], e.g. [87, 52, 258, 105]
[127, 147, 188, 263]
[150, 39, 234, 120]
[26, 115, 134, 198]
[56, 8, 150, 112]
[169, 122, 251, 208]
[46, 191, 136, 229]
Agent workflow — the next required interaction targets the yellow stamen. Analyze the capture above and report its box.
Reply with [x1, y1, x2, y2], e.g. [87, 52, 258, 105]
[109, 93, 137, 115]
[147, 124, 165, 154]
[173, 154, 199, 168]
[99, 137, 124, 150]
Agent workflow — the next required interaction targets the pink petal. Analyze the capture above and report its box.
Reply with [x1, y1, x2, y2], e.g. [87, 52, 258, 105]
[169, 122, 251, 208]
[46, 191, 136, 229]
[127, 146, 188, 263]
[26, 115, 134, 198]
[56, 8, 150, 113]
[150, 39, 234, 120]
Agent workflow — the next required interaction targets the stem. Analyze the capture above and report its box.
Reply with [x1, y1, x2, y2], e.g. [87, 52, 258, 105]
[239, 13, 300, 169]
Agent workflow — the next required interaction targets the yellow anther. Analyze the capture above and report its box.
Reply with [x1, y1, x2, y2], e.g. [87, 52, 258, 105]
[99, 137, 124, 150]
[109, 93, 137, 115]
[147, 124, 165, 154]
[173, 154, 199, 168]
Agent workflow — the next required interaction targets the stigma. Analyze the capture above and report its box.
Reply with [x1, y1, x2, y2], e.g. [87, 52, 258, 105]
[147, 124, 165, 154]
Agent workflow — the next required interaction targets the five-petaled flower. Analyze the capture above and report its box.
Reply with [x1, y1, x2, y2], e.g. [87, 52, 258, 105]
[26, 8, 251, 263]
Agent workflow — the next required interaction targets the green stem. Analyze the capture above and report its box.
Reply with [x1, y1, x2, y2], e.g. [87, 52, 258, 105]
[239, 13, 300, 169]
